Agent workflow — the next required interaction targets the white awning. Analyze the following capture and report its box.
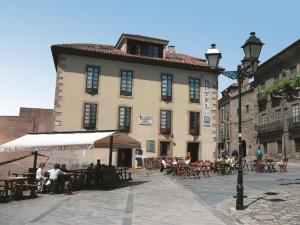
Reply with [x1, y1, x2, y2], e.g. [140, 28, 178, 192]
[0, 131, 141, 152]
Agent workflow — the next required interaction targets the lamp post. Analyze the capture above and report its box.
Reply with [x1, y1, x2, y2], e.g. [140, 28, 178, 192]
[206, 32, 263, 210]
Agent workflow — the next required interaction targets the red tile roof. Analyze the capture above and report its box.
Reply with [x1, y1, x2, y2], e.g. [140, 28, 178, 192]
[51, 43, 222, 73]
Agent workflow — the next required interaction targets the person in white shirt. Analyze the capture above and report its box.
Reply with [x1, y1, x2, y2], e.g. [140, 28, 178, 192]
[46, 164, 64, 193]
[172, 157, 178, 165]
[35, 163, 45, 192]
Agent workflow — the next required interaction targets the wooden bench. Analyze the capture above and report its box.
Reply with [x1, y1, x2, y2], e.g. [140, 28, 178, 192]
[278, 158, 288, 173]
[15, 183, 38, 198]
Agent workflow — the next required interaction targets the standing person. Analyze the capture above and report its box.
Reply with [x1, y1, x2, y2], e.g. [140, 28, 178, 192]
[86, 163, 95, 186]
[94, 159, 102, 185]
[255, 146, 263, 161]
[36, 163, 45, 192]
[60, 164, 72, 194]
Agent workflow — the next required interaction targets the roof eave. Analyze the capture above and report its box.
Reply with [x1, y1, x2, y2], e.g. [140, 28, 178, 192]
[51, 46, 222, 74]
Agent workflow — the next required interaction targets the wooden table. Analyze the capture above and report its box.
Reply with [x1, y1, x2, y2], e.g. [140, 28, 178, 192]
[12, 172, 36, 177]
[0, 177, 28, 200]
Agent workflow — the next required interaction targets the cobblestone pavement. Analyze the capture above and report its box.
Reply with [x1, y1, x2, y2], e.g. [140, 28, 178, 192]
[178, 163, 300, 225]
[218, 184, 300, 225]
[0, 170, 227, 225]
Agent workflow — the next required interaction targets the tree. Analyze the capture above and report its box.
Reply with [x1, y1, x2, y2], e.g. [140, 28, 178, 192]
[262, 75, 300, 100]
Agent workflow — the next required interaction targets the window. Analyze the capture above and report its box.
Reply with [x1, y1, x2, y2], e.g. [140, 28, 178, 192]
[120, 70, 133, 96]
[118, 106, 131, 131]
[189, 78, 200, 103]
[277, 140, 283, 153]
[275, 109, 281, 122]
[295, 138, 300, 152]
[160, 110, 172, 134]
[161, 74, 172, 101]
[225, 105, 229, 120]
[189, 112, 200, 135]
[83, 103, 97, 129]
[246, 105, 249, 112]
[224, 123, 227, 139]
[220, 108, 224, 123]
[226, 123, 230, 139]
[220, 126, 224, 139]
[149, 46, 159, 58]
[292, 104, 299, 122]
[86, 66, 100, 94]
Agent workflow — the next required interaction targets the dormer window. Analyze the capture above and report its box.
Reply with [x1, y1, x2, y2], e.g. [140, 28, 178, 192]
[149, 46, 159, 57]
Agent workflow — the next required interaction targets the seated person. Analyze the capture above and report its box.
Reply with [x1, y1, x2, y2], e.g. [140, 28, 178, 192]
[172, 157, 178, 165]
[45, 164, 64, 193]
[160, 157, 168, 173]
[216, 155, 223, 162]
[231, 149, 238, 160]
[185, 155, 191, 165]
[61, 164, 68, 173]
[35, 163, 45, 192]
[222, 150, 228, 160]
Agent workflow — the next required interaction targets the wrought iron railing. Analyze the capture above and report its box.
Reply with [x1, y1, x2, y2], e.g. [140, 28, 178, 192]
[258, 121, 283, 134]
[287, 116, 300, 129]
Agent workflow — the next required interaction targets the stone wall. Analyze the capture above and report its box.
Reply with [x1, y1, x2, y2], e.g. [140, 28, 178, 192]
[0, 107, 54, 144]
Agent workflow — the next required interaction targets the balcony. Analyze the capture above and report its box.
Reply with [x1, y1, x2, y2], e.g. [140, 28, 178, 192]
[258, 121, 283, 135]
[287, 116, 300, 130]
[257, 93, 268, 104]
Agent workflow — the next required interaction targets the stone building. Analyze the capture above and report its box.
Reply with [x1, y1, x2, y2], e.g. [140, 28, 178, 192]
[0, 107, 54, 144]
[255, 39, 300, 160]
[51, 34, 222, 167]
[217, 39, 300, 161]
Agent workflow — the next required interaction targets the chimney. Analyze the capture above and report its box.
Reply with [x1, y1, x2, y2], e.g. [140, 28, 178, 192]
[167, 45, 175, 53]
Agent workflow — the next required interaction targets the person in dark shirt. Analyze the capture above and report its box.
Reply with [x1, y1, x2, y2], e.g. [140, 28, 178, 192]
[94, 159, 102, 185]
[86, 163, 95, 186]
[231, 149, 238, 160]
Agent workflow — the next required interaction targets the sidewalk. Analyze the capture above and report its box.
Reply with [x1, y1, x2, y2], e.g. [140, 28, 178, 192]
[0, 171, 227, 225]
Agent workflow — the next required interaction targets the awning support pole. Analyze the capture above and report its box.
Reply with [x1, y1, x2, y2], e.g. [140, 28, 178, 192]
[109, 136, 114, 167]
[33, 151, 38, 169]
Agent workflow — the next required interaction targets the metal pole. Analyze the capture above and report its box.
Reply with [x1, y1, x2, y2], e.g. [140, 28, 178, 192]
[109, 135, 114, 167]
[33, 151, 38, 169]
[236, 65, 244, 210]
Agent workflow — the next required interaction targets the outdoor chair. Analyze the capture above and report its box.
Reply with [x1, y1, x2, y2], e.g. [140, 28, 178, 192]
[278, 158, 288, 173]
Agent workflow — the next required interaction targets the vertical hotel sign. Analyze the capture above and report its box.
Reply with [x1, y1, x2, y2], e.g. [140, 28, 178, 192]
[203, 79, 211, 127]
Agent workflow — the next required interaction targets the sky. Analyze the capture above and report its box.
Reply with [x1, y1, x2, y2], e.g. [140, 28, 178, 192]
[0, 0, 299, 115]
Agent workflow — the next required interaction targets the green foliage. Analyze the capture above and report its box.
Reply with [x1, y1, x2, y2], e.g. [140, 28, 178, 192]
[262, 75, 300, 98]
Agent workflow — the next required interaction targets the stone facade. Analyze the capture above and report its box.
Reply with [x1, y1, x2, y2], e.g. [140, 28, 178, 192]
[217, 39, 300, 161]
[0, 107, 54, 144]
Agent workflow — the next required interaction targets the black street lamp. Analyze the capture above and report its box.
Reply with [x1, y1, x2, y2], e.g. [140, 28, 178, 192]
[206, 32, 263, 210]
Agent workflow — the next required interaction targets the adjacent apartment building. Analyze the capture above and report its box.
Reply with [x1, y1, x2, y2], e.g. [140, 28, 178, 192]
[51, 34, 221, 167]
[217, 39, 300, 161]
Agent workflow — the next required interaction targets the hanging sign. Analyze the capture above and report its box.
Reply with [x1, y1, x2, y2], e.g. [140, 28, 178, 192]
[203, 79, 211, 127]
